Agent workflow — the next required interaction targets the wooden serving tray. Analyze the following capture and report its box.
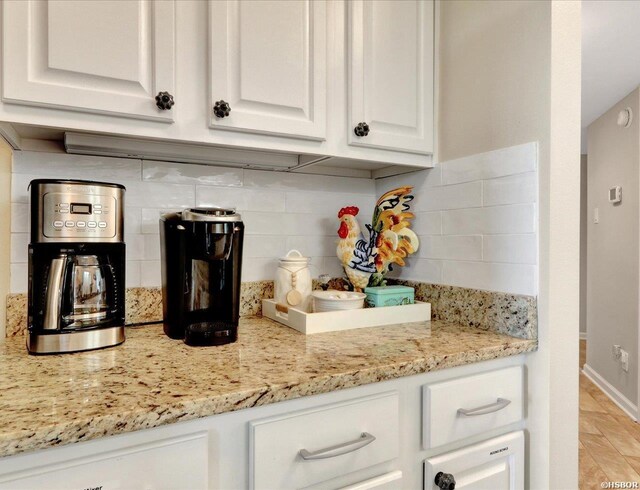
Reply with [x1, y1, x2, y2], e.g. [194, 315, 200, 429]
[262, 299, 431, 335]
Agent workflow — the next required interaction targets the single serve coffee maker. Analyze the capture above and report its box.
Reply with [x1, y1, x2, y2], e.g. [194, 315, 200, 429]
[160, 208, 244, 346]
[27, 179, 126, 354]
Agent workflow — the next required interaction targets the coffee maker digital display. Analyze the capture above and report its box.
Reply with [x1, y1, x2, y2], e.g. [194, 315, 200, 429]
[27, 179, 126, 354]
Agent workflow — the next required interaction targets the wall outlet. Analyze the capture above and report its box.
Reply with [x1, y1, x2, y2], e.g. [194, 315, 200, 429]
[621, 349, 630, 372]
[613, 344, 622, 359]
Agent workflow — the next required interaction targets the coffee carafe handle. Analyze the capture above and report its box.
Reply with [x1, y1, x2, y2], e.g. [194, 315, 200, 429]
[43, 254, 68, 330]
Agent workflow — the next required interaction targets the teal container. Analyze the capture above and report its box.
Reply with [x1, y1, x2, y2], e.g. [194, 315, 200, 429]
[364, 285, 415, 307]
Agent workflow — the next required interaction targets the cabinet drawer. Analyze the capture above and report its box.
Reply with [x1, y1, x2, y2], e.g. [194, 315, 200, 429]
[250, 392, 399, 490]
[0, 432, 208, 490]
[422, 366, 523, 449]
[424, 431, 524, 490]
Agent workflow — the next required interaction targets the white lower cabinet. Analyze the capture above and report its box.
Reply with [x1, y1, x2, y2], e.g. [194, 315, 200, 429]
[422, 366, 524, 449]
[0, 356, 527, 490]
[423, 431, 525, 490]
[0, 432, 208, 490]
[250, 392, 399, 490]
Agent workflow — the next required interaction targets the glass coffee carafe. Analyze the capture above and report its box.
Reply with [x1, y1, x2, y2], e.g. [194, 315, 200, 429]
[44, 254, 118, 330]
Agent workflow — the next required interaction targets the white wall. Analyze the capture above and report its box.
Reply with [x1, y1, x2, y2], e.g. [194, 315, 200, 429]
[437, 1, 580, 488]
[9, 151, 375, 292]
[376, 142, 538, 296]
[586, 87, 639, 407]
[580, 154, 588, 337]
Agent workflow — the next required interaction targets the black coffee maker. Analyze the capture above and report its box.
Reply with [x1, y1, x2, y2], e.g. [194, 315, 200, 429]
[28, 179, 126, 354]
[160, 208, 244, 346]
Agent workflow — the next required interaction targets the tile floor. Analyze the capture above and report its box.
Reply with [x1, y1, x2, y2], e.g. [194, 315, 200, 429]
[580, 340, 640, 488]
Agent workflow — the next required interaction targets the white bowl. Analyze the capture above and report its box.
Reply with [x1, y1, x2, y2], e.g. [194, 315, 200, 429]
[312, 290, 366, 312]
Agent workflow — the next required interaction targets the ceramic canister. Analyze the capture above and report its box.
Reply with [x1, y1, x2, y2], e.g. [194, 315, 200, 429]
[275, 250, 312, 312]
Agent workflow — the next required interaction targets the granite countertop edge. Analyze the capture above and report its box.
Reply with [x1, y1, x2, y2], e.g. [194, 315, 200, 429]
[0, 318, 538, 459]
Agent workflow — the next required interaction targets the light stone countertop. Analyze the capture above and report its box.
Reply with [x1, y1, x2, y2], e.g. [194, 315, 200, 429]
[0, 317, 537, 458]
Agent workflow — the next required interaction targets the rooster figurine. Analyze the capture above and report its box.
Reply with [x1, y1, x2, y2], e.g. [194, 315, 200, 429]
[336, 186, 420, 291]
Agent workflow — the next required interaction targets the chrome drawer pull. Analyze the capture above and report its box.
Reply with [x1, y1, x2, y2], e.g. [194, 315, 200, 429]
[299, 432, 376, 460]
[457, 398, 511, 417]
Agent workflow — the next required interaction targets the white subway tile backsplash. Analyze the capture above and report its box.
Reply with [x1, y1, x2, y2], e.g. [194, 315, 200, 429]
[376, 142, 539, 295]
[441, 142, 537, 185]
[374, 166, 442, 191]
[316, 256, 344, 278]
[482, 172, 536, 207]
[12, 151, 142, 180]
[242, 212, 331, 236]
[240, 257, 278, 282]
[10, 233, 28, 263]
[140, 260, 161, 287]
[10, 203, 29, 233]
[125, 234, 146, 261]
[442, 204, 536, 235]
[244, 169, 375, 194]
[11, 174, 36, 203]
[483, 234, 537, 264]
[415, 181, 482, 212]
[143, 161, 243, 186]
[141, 208, 168, 234]
[9, 144, 538, 296]
[122, 182, 195, 209]
[125, 261, 141, 288]
[285, 191, 375, 215]
[243, 235, 288, 258]
[412, 212, 442, 236]
[388, 258, 443, 284]
[142, 234, 161, 261]
[418, 235, 483, 261]
[441, 261, 537, 296]
[124, 208, 141, 235]
[197, 186, 285, 212]
[286, 235, 337, 258]
[10, 264, 28, 294]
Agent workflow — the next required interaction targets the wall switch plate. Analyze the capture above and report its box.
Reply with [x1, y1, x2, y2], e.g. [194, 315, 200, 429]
[613, 344, 622, 359]
[594, 207, 600, 224]
[621, 349, 630, 372]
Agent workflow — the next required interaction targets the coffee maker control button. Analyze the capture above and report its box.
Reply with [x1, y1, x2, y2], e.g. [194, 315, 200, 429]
[93, 204, 102, 209]
[64, 221, 75, 228]
[59, 203, 69, 208]
[94, 210, 102, 215]
[76, 221, 86, 228]
[53, 220, 64, 228]
[87, 221, 97, 228]
[98, 222, 107, 229]
[58, 209, 68, 214]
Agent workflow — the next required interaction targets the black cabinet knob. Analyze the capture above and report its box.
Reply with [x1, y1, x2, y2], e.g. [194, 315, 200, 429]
[213, 100, 231, 118]
[155, 91, 174, 110]
[434, 472, 456, 490]
[354, 122, 370, 137]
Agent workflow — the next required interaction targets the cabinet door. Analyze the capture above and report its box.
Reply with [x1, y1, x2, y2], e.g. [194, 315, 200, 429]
[424, 431, 524, 490]
[209, 0, 326, 140]
[2, 0, 176, 122]
[348, 0, 434, 154]
[0, 432, 208, 490]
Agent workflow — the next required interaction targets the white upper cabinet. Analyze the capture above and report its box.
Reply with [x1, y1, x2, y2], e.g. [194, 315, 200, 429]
[208, 0, 327, 140]
[348, 0, 434, 154]
[2, 0, 176, 122]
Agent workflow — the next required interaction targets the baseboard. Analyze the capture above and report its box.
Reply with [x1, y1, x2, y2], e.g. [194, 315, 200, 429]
[579, 331, 587, 340]
[582, 363, 638, 421]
